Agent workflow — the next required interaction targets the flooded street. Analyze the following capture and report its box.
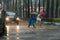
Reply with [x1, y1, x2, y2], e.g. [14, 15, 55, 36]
[0, 24, 60, 40]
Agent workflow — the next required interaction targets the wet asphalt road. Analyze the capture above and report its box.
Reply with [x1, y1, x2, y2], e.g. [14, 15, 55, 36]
[0, 24, 60, 40]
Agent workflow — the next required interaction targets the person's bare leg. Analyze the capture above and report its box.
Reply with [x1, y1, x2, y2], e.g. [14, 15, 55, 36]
[28, 25, 30, 28]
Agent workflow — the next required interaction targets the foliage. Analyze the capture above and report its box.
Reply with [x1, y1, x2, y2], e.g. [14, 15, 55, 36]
[53, 18, 60, 22]
[44, 18, 60, 22]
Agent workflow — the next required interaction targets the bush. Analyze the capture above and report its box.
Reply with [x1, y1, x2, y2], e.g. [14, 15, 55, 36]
[53, 18, 60, 22]
[43, 18, 60, 22]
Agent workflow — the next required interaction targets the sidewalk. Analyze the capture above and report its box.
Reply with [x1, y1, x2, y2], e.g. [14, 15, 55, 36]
[19, 20, 60, 29]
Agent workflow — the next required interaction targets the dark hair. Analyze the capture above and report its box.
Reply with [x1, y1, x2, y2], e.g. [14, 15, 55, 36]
[33, 10, 36, 12]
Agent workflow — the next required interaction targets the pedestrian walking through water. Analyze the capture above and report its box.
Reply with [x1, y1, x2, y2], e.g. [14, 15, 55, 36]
[36, 7, 46, 26]
[28, 11, 37, 28]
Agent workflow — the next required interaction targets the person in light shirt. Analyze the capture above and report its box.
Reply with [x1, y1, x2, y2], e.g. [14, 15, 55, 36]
[36, 7, 46, 26]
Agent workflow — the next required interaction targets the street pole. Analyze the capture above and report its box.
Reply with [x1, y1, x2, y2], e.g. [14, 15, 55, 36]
[46, 0, 50, 19]
[55, 0, 59, 18]
[39, 0, 40, 12]
[51, 0, 54, 24]
[2, 0, 3, 10]
[43, 0, 44, 9]
[51, 0, 54, 18]
[46, 0, 50, 23]
[27, 0, 30, 18]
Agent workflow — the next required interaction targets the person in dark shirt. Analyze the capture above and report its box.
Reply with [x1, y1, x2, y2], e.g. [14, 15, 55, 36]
[28, 11, 37, 28]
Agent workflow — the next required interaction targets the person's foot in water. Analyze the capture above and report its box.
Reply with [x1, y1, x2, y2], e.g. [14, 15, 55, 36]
[28, 25, 30, 28]
[33, 24, 36, 28]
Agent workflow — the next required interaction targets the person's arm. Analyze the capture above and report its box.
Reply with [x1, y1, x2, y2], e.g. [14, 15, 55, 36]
[33, 12, 38, 15]
[30, 12, 38, 15]
[30, 12, 34, 14]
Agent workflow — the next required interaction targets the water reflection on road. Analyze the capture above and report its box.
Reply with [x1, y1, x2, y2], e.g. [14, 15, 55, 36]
[0, 24, 60, 40]
[6, 25, 20, 40]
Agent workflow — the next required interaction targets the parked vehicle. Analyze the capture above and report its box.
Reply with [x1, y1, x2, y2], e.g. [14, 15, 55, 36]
[0, 19, 7, 37]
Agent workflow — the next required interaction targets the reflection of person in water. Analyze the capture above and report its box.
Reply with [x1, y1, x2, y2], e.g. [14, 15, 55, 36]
[28, 11, 37, 28]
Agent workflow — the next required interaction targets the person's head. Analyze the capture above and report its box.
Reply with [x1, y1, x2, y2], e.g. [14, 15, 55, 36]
[33, 11, 38, 15]
[40, 9, 43, 12]
[33, 11, 37, 13]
